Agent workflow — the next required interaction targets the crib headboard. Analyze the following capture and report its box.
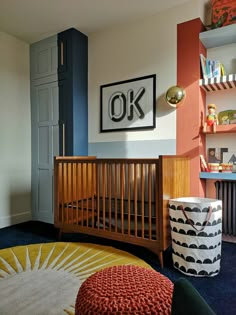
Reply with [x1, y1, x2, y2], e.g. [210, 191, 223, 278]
[158, 155, 190, 250]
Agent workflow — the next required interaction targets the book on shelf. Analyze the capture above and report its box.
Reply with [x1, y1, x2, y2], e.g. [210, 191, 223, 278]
[200, 54, 208, 80]
[200, 154, 209, 172]
[200, 54, 225, 80]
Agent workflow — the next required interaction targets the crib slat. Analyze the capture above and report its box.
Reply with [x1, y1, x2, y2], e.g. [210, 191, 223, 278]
[62, 162, 66, 224]
[114, 163, 118, 233]
[57, 162, 61, 223]
[148, 164, 152, 239]
[134, 163, 138, 237]
[82, 162, 86, 226]
[141, 163, 145, 238]
[108, 163, 112, 232]
[69, 163, 72, 224]
[75, 162, 79, 224]
[155, 161, 159, 240]
[65, 163, 69, 224]
[85, 163, 89, 226]
[78, 162, 82, 224]
[102, 163, 106, 231]
[127, 164, 131, 236]
[96, 163, 100, 231]
[54, 162, 59, 223]
[71, 162, 75, 224]
[81, 163, 85, 225]
[121, 163, 124, 234]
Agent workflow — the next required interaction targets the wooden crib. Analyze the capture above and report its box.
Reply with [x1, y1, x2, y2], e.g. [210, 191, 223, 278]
[54, 155, 190, 267]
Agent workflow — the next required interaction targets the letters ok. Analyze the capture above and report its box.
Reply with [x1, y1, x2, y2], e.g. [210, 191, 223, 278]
[108, 87, 145, 122]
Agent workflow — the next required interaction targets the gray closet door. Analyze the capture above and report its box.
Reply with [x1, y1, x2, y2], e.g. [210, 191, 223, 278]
[30, 35, 58, 82]
[31, 81, 59, 223]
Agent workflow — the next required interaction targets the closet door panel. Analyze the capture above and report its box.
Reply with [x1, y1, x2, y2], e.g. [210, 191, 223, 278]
[31, 81, 59, 223]
[38, 126, 49, 165]
[38, 169, 53, 219]
[30, 35, 58, 82]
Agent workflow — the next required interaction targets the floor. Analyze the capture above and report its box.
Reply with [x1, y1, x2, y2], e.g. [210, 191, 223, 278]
[0, 221, 236, 315]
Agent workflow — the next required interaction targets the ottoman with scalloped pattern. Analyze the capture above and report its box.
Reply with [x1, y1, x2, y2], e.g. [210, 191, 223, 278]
[75, 264, 173, 314]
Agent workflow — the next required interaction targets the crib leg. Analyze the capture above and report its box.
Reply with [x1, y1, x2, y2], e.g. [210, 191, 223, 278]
[58, 229, 62, 240]
[149, 247, 164, 268]
[158, 251, 164, 268]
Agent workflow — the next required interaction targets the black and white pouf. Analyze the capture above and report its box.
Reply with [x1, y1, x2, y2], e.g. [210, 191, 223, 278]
[168, 197, 222, 277]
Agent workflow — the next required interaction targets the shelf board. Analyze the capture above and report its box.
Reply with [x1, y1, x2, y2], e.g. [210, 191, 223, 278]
[202, 124, 236, 134]
[200, 24, 236, 48]
[200, 172, 236, 180]
[199, 74, 236, 92]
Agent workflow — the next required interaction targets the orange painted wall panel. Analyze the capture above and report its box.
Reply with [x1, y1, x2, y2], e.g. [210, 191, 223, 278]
[177, 18, 207, 197]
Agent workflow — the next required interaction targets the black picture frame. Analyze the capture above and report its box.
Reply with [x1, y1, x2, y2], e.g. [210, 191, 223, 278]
[100, 74, 156, 132]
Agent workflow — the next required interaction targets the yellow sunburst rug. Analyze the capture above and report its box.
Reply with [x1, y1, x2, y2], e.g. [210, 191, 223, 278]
[0, 242, 151, 315]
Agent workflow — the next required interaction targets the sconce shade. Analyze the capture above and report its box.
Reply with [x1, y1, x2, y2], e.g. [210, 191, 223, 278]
[165, 85, 186, 107]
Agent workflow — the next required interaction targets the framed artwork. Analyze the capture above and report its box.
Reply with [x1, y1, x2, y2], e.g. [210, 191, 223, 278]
[100, 74, 156, 132]
[208, 148, 228, 163]
[222, 152, 236, 163]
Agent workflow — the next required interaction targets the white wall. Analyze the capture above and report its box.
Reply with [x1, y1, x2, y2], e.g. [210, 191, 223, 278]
[88, 0, 208, 157]
[0, 32, 31, 228]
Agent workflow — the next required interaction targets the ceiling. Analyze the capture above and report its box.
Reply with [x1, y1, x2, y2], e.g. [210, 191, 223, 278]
[0, 0, 190, 43]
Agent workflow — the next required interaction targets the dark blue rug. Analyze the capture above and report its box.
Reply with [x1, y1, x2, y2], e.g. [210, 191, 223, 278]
[0, 221, 235, 315]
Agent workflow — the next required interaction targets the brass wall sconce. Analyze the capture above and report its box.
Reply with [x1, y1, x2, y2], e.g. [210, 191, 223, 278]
[165, 85, 186, 107]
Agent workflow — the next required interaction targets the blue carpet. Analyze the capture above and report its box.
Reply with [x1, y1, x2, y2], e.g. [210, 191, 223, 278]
[0, 221, 235, 315]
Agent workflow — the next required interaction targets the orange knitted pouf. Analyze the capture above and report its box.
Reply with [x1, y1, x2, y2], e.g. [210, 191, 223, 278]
[75, 265, 173, 315]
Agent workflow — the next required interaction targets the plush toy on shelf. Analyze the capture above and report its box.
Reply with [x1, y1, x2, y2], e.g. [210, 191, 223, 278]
[203, 103, 219, 133]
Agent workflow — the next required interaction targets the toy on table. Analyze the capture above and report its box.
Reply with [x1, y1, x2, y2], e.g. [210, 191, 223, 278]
[203, 103, 218, 133]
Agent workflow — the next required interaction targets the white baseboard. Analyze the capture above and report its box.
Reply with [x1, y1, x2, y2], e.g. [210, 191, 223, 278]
[0, 212, 32, 229]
